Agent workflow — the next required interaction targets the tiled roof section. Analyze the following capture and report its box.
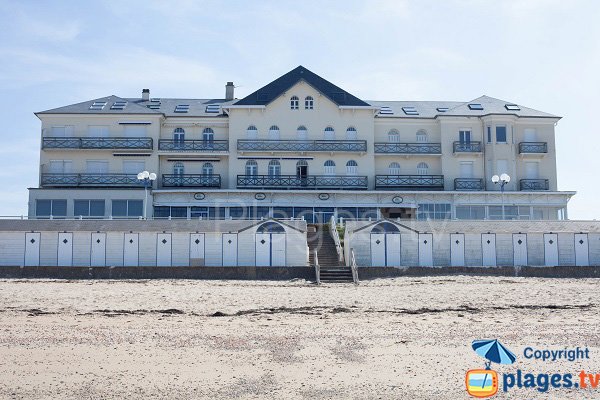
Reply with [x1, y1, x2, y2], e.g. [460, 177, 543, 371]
[442, 95, 559, 118]
[233, 65, 371, 107]
[37, 95, 160, 115]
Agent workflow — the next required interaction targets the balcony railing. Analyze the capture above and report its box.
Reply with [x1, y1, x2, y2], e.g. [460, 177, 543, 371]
[453, 141, 482, 153]
[237, 140, 367, 152]
[454, 178, 484, 191]
[375, 175, 444, 190]
[158, 140, 229, 152]
[520, 179, 549, 191]
[237, 175, 368, 190]
[374, 142, 441, 154]
[519, 142, 548, 154]
[162, 174, 221, 188]
[42, 137, 153, 150]
[41, 173, 142, 187]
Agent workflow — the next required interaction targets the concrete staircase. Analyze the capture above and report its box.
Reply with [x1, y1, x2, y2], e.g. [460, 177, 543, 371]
[308, 224, 354, 283]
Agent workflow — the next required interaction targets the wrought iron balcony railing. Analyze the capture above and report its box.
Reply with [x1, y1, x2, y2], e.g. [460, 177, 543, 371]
[237, 175, 368, 190]
[375, 175, 444, 190]
[41, 173, 142, 187]
[237, 139, 367, 152]
[453, 141, 482, 153]
[374, 142, 442, 154]
[42, 137, 153, 150]
[454, 178, 484, 191]
[519, 142, 548, 154]
[520, 179, 549, 191]
[162, 174, 221, 188]
[158, 139, 229, 152]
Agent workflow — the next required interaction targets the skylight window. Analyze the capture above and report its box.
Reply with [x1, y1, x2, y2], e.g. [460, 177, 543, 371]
[402, 106, 419, 116]
[150, 98, 161, 102]
[110, 101, 128, 110]
[89, 101, 107, 110]
[379, 106, 393, 115]
[205, 104, 220, 113]
[147, 104, 161, 110]
[468, 103, 483, 110]
[436, 107, 449, 112]
[505, 104, 520, 111]
[174, 104, 190, 113]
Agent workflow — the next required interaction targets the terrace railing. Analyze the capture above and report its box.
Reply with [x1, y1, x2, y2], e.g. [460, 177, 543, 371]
[454, 178, 485, 191]
[237, 175, 368, 190]
[374, 142, 441, 154]
[162, 174, 221, 188]
[158, 140, 229, 152]
[453, 141, 482, 153]
[520, 179, 549, 191]
[41, 173, 141, 187]
[237, 139, 367, 152]
[375, 175, 444, 190]
[519, 142, 548, 154]
[42, 137, 153, 150]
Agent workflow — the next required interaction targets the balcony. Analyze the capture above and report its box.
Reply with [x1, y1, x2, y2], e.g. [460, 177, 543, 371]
[375, 175, 444, 190]
[453, 141, 482, 153]
[158, 140, 229, 152]
[520, 179, 549, 191]
[42, 137, 153, 150]
[237, 175, 368, 190]
[41, 173, 141, 187]
[237, 140, 367, 152]
[519, 142, 548, 154]
[374, 142, 441, 154]
[162, 174, 221, 188]
[454, 178, 485, 191]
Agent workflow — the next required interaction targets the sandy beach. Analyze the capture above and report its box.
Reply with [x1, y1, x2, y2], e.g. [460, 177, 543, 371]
[0, 277, 598, 399]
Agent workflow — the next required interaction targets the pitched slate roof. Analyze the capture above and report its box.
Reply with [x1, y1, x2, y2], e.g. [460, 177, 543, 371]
[130, 98, 234, 117]
[36, 95, 160, 115]
[368, 100, 464, 119]
[233, 65, 371, 107]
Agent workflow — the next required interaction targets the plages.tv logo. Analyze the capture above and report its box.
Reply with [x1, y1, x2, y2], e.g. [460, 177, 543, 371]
[466, 339, 516, 398]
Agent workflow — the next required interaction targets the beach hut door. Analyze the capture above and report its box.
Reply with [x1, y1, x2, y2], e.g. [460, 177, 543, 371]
[24, 232, 41, 267]
[543, 233, 559, 266]
[156, 233, 172, 267]
[271, 233, 286, 266]
[255, 233, 271, 266]
[450, 233, 465, 266]
[513, 234, 528, 266]
[418, 233, 433, 266]
[57, 232, 73, 266]
[481, 234, 496, 266]
[385, 234, 401, 266]
[91, 232, 106, 267]
[574, 233, 589, 266]
[123, 233, 139, 266]
[189, 234, 205, 266]
[370, 233, 386, 266]
[222, 233, 238, 266]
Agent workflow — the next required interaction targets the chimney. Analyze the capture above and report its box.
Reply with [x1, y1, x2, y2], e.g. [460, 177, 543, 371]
[142, 88, 150, 101]
[225, 82, 234, 101]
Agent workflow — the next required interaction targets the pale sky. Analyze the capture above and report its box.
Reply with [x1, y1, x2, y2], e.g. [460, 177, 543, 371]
[0, 0, 598, 219]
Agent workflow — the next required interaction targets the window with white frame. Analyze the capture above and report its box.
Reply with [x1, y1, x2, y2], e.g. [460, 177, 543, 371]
[305, 96, 314, 109]
[173, 127, 185, 142]
[346, 160, 358, 175]
[173, 162, 184, 175]
[388, 129, 400, 142]
[459, 129, 472, 143]
[290, 96, 299, 110]
[416, 130, 428, 142]
[269, 125, 280, 140]
[324, 126, 335, 140]
[202, 128, 214, 143]
[123, 160, 144, 175]
[246, 125, 258, 139]
[389, 162, 400, 175]
[50, 126, 74, 137]
[297, 126, 308, 140]
[48, 160, 72, 173]
[123, 125, 146, 137]
[86, 160, 109, 174]
[268, 160, 281, 176]
[324, 160, 336, 175]
[112, 200, 143, 217]
[417, 162, 429, 175]
[346, 127, 357, 140]
[88, 125, 109, 137]
[246, 160, 258, 176]
[36, 199, 67, 217]
[74, 200, 105, 217]
[202, 162, 213, 175]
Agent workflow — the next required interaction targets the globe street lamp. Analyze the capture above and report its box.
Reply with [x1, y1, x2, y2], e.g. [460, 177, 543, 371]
[137, 171, 157, 219]
[492, 173, 510, 220]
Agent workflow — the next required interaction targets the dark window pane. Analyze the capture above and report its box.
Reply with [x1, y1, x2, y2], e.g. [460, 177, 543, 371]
[256, 207, 270, 218]
[52, 200, 67, 217]
[89, 200, 105, 216]
[74, 200, 90, 216]
[229, 207, 245, 219]
[127, 200, 143, 217]
[358, 208, 378, 219]
[154, 206, 170, 218]
[496, 126, 507, 142]
[209, 207, 225, 219]
[112, 200, 127, 217]
[36, 200, 52, 216]
[273, 207, 293, 219]
[337, 207, 358, 219]
[170, 207, 187, 218]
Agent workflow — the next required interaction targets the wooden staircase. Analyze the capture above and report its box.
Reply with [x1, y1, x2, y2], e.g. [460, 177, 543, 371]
[308, 224, 354, 283]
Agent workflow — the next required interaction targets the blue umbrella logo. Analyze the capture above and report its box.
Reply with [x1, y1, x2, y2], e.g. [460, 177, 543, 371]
[472, 339, 517, 367]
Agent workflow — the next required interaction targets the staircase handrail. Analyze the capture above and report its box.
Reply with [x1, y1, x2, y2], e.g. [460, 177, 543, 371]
[350, 248, 359, 284]
[314, 249, 321, 285]
[329, 215, 345, 264]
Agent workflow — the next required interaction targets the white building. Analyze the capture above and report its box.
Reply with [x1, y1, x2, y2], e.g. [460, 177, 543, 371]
[29, 66, 573, 222]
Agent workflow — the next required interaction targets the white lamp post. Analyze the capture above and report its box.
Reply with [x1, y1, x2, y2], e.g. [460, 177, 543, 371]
[492, 173, 510, 220]
[137, 170, 157, 219]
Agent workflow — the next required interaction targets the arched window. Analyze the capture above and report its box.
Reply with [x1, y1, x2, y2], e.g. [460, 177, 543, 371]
[324, 160, 336, 175]
[417, 162, 429, 175]
[246, 160, 258, 176]
[296, 160, 308, 178]
[202, 127, 214, 143]
[256, 221, 286, 233]
[389, 162, 401, 175]
[346, 127, 357, 140]
[268, 160, 281, 177]
[416, 130, 428, 143]
[388, 129, 400, 143]
[297, 125, 308, 140]
[324, 126, 335, 140]
[269, 125, 280, 140]
[370, 222, 400, 234]
[173, 162, 184, 175]
[290, 96, 299, 110]
[173, 127, 185, 143]
[346, 160, 358, 175]
[202, 162, 213, 175]
[305, 96, 314, 110]
[246, 125, 258, 139]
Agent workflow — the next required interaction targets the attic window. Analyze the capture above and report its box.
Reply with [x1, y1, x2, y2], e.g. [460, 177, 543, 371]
[147, 104, 161, 110]
[174, 104, 190, 113]
[379, 106, 393, 115]
[402, 106, 419, 116]
[89, 101, 107, 110]
[150, 98, 161, 102]
[110, 101, 128, 110]
[505, 104, 520, 111]
[436, 107, 449, 112]
[205, 104, 220, 113]
[468, 103, 483, 110]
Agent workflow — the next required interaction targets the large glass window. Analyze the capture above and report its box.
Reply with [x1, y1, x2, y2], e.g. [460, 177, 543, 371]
[273, 207, 294, 219]
[268, 160, 281, 177]
[112, 200, 143, 217]
[245, 160, 258, 176]
[488, 206, 518, 220]
[417, 203, 451, 220]
[36, 199, 67, 218]
[496, 126, 507, 143]
[74, 200, 105, 217]
[455, 205, 485, 220]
